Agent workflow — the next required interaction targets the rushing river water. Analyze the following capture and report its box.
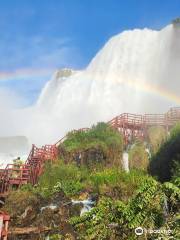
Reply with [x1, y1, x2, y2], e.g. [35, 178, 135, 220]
[72, 198, 95, 216]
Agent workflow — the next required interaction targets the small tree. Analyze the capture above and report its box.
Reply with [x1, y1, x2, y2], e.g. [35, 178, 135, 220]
[150, 122, 180, 182]
[147, 126, 167, 154]
[128, 142, 149, 171]
[61, 122, 123, 168]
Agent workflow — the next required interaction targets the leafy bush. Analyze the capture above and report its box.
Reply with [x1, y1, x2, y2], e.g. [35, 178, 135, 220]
[89, 169, 153, 204]
[38, 160, 148, 200]
[150, 122, 180, 182]
[90, 168, 120, 188]
[128, 142, 149, 170]
[38, 161, 88, 197]
[48, 233, 63, 240]
[162, 181, 180, 213]
[147, 126, 167, 154]
[61, 122, 123, 167]
[3, 190, 39, 219]
[71, 175, 180, 239]
[64, 122, 122, 150]
[70, 177, 165, 239]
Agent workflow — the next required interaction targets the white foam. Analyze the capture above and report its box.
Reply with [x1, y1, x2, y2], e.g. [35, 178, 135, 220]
[122, 152, 129, 172]
[40, 204, 58, 212]
[72, 199, 95, 216]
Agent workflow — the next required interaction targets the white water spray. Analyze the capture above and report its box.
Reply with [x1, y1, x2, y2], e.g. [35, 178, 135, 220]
[2, 23, 180, 145]
[122, 152, 129, 172]
[72, 199, 95, 216]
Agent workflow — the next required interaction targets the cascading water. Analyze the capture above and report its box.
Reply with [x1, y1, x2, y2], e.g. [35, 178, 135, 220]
[145, 148, 151, 159]
[72, 198, 95, 216]
[122, 152, 129, 172]
[4, 23, 180, 145]
[163, 194, 169, 219]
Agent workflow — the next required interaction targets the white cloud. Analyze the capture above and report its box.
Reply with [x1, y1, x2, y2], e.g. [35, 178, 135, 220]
[0, 35, 81, 71]
[0, 34, 83, 104]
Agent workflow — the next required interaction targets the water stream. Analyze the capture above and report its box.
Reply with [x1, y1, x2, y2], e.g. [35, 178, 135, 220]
[122, 152, 129, 172]
[72, 198, 95, 216]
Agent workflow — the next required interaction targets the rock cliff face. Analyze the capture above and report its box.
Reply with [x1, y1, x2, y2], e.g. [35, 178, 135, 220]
[37, 68, 77, 108]
[4, 191, 77, 240]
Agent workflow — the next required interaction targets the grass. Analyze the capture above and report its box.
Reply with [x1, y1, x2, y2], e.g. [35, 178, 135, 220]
[38, 161, 88, 197]
[61, 122, 123, 164]
[37, 159, 149, 201]
[128, 142, 149, 170]
[3, 189, 39, 219]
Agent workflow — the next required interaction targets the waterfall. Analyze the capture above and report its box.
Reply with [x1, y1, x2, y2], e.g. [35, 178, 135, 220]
[163, 195, 169, 219]
[122, 152, 129, 172]
[5, 23, 180, 145]
[145, 148, 151, 159]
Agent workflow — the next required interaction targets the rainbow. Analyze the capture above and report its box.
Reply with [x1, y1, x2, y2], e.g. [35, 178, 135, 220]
[115, 77, 180, 105]
[1, 69, 180, 105]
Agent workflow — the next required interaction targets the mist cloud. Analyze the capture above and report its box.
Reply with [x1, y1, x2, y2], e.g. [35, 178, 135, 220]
[1, 24, 180, 147]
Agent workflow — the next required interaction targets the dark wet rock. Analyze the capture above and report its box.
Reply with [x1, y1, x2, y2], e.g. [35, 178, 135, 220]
[3, 190, 77, 239]
[51, 191, 69, 205]
[20, 206, 33, 219]
[59, 146, 107, 167]
[60, 221, 77, 240]
[34, 208, 60, 228]
[89, 193, 99, 202]
[69, 202, 83, 217]
[9, 226, 51, 240]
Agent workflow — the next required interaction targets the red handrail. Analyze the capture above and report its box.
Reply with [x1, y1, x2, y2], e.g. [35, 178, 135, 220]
[0, 107, 180, 195]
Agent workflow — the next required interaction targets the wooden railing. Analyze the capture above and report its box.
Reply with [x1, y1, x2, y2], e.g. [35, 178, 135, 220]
[1, 107, 180, 195]
[0, 107, 180, 239]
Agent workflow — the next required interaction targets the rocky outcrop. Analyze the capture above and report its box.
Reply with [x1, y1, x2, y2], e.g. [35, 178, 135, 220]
[3, 191, 77, 239]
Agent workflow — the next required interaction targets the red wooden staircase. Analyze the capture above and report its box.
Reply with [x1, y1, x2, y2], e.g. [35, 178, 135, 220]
[0, 107, 180, 196]
[0, 107, 179, 239]
[0, 144, 58, 196]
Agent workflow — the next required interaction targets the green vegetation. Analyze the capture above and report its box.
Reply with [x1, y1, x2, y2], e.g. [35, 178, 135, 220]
[63, 122, 123, 152]
[38, 161, 86, 197]
[5, 163, 179, 239]
[3, 190, 40, 225]
[61, 122, 123, 167]
[70, 177, 180, 239]
[128, 142, 149, 170]
[37, 160, 148, 200]
[150, 122, 180, 182]
[3, 121, 180, 239]
[147, 126, 167, 154]
[43, 122, 180, 239]
[48, 233, 63, 240]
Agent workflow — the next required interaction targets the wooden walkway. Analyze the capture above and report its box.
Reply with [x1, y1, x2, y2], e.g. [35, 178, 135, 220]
[0, 107, 180, 238]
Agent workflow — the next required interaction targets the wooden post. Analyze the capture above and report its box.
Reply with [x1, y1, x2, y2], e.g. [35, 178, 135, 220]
[0, 212, 10, 240]
[0, 215, 3, 238]
[3, 215, 9, 240]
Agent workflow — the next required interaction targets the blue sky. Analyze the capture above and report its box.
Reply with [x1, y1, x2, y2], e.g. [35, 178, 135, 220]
[0, 0, 180, 105]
